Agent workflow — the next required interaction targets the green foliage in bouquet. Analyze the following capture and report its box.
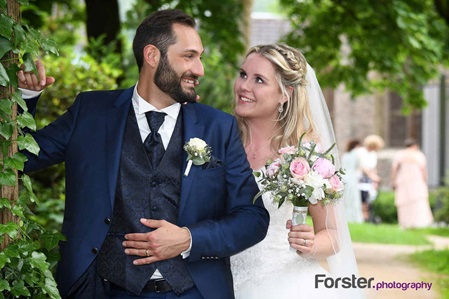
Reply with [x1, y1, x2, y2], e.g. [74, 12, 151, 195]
[254, 134, 345, 208]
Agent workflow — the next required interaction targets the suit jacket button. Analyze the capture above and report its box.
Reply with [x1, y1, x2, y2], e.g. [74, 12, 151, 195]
[92, 248, 98, 254]
[151, 181, 157, 187]
[104, 218, 111, 225]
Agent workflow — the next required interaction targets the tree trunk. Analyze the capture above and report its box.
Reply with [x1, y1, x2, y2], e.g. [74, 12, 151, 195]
[434, 0, 449, 25]
[0, 0, 20, 250]
[84, 0, 122, 56]
[242, 0, 254, 52]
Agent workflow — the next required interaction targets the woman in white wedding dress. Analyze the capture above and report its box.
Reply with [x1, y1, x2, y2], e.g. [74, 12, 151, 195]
[231, 44, 364, 298]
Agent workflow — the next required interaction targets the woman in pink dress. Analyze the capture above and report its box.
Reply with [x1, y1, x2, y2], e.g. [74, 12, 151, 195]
[391, 138, 433, 229]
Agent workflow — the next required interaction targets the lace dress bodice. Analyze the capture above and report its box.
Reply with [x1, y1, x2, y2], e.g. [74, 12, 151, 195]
[231, 193, 317, 289]
[230, 172, 342, 299]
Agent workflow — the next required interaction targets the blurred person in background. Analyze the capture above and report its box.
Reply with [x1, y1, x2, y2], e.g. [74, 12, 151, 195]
[391, 138, 433, 229]
[358, 135, 384, 222]
[341, 139, 364, 223]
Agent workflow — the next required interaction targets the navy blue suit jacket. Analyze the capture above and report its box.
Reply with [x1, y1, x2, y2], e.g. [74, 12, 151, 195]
[24, 86, 269, 298]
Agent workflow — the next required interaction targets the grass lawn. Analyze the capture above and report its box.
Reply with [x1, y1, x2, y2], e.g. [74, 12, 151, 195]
[409, 249, 449, 299]
[348, 222, 437, 245]
[349, 222, 449, 297]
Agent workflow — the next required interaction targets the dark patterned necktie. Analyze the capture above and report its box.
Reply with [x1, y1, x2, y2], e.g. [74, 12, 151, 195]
[144, 111, 166, 169]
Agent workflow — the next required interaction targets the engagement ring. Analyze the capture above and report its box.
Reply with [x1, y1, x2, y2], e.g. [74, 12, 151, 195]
[145, 249, 150, 257]
[303, 239, 307, 246]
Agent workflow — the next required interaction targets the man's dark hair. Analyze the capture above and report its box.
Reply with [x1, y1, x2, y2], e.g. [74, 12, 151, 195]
[133, 9, 196, 71]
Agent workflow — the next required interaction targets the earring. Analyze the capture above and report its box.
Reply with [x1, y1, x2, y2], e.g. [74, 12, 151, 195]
[278, 104, 284, 114]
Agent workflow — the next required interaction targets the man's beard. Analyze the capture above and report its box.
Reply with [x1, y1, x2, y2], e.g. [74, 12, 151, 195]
[154, 55, 198, 104]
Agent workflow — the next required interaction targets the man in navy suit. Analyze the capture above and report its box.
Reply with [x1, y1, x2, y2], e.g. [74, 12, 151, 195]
[18, 9, 269, 299]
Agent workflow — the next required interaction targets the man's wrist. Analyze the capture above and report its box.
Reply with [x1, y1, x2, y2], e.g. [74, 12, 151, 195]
[180, 227, 192, 259]
[19, 88, 42, 99]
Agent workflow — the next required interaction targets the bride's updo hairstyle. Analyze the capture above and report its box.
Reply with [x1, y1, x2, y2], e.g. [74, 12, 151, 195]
[237, 43, 318, 151]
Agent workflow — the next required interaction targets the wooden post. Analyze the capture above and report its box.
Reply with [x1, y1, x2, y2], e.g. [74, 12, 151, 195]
[0, 0, 20, 250]
[242, 0, 254, 52]
[439, 74, 447, 186]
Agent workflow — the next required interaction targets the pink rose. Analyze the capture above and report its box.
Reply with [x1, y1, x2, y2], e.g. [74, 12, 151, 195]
[289, 157, 310, 179]
[266, 160, 281, 178]
[312, 158, 335, 178]
[329, 175, 344, 192]
[278, 146, 297, 155]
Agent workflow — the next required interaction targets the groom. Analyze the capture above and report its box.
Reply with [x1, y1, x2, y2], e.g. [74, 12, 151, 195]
[18, 9, 269, 299]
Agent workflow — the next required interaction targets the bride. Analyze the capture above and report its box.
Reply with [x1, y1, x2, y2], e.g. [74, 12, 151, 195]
[231, 44, 364, 298]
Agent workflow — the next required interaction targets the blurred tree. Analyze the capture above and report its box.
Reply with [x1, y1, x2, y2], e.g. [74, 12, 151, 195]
[22, 0, 247, 111]
[84, 0, 122, 57]
[434, 0, 449, 24]
[280, 0, 449, 111]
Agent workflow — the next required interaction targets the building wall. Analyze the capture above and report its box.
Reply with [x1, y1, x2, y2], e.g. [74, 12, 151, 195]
[249, 13, 291, 47]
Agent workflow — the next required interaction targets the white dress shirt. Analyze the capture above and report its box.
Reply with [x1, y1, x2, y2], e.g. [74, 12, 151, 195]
[132, 86, 181, 149]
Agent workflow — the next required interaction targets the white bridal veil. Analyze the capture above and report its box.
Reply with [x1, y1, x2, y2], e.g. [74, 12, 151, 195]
[306, 64, 365, 298]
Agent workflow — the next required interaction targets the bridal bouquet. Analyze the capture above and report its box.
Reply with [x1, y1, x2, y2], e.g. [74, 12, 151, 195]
[253, 134, 345, 209]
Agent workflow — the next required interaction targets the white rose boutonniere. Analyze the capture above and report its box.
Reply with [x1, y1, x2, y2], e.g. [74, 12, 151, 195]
[183, 137, 212, 176]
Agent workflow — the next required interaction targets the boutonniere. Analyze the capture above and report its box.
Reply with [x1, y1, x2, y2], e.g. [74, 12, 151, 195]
[183, 137, 212, 176]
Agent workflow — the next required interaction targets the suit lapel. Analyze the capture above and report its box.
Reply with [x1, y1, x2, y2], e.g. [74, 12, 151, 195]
[179, 103, 205, 219]
[105, 86, 134, 208]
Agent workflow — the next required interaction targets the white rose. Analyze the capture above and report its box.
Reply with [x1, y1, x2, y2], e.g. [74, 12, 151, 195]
[304, 171, 329, 203]
[189, 138, 207, 149]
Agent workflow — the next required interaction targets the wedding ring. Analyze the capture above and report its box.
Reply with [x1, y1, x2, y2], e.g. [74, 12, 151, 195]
[303, 239, 307, 246]
[145, 249, 150, 257]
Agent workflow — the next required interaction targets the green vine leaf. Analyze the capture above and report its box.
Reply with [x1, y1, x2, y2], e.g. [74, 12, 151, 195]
[0, 197, 12, 209]
[43, 276, 60, 298]
[2, 243, 19, 258]
[0, 120, 14, 139]
[12, 23, 26, 50]
[40, 37, 59, 56]
[0, 14, 13, 39]
[20, 173, 33, 193]
[6, 63, 20, 89]
[0, 169, 17, 186]
[17, 133, 40, 156]
[11, 204, 24, 218]
[29, 251, 48, 272]
[0, 222, 19, 238]
[19, 187, 37, 204]
[10, 280, 31, 297]
[41, 231, 65, 250]
[0, 97, 13, 115]
[11, 90, 28, 112]
[0, 63, 10, 87]
[0, 278, 10, 292]
[3, 152, 27, 171]
[22, 53, 37, 74]
[0, 36, 13, 58]
[17, 111, 37, 131]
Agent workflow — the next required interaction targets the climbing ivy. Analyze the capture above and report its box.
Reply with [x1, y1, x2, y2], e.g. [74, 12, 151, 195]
[0, 1, 63, 298]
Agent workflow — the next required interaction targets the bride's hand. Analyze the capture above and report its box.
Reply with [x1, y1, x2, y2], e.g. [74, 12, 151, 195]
[286, 220, 315, 256]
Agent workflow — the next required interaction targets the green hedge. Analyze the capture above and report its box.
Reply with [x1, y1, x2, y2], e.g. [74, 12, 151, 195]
[431, 181, 449, 224]
[371, 191, 398, 224]
[370, 190, 441, 224]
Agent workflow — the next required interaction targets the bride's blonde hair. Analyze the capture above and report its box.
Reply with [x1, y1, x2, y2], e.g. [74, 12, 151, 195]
[236, 43, 319, 151]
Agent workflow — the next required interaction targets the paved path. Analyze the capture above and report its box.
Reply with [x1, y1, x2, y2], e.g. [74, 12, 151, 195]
[353, 235, 449, 299]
